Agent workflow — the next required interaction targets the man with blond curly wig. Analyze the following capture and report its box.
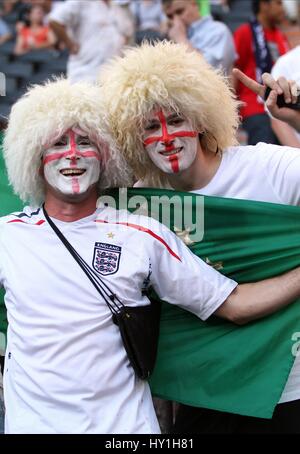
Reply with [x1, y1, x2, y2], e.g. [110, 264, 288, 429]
[100, 41, 300, 433]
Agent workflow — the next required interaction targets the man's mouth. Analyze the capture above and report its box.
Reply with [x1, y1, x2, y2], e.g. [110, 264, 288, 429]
[159, 147, 183, 157]
[60, 168, 86, 177]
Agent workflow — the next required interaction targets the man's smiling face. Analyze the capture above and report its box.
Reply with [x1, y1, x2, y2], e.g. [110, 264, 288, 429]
[42, 127, 101, 198]
[142, 108, 198, 174]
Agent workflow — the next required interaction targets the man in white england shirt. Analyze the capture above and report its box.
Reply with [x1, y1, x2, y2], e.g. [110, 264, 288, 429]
[100, 41, 300, 433]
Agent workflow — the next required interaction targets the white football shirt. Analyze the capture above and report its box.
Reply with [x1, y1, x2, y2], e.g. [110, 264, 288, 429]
[0, 205, 237, 434]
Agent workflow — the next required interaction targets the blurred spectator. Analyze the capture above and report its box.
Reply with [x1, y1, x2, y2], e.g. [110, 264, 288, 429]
[0, 16, 12, 44]
[270, 45, 300, 147]
[283, 0, 299, 23]
[130, 0, 167, 44]
[233, 0, 289, 145]
[162, 0, 236, 76]
[14, 4, 56, 55]
[15, 1, 59, 30]
[49, 0, 133, 82]
[209, 0, 230, 14]
[0, 0, 22, 17]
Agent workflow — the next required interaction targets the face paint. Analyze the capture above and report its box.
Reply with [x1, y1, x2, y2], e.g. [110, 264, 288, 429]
[42, 129, 101, 196]
[143, 109, 198, 174]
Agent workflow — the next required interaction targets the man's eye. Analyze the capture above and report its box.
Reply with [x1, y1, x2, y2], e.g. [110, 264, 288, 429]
[144, 123, 160, 132]
[53, 139, 67, 147]
[169, 118, 184, 126]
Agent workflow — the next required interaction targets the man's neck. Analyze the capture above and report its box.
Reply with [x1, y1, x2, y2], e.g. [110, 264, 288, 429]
[166, 147, 222, 192]
[257, 13, 274, 29]
[44, 191, 98, 222]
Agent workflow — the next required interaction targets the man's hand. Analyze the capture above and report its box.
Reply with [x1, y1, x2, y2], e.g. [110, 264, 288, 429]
[167, 16, 188, 44]
[49, 20, 80, 55]
[68, 41, 80, 55]
[233, 68, 300, 132]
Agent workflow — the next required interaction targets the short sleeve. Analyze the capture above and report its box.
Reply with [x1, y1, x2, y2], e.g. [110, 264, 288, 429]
[48, 0, 82, 27]
[145, 218, 237, 320]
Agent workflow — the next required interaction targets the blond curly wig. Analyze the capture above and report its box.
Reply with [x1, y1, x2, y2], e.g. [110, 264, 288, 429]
[99, 41, 240, 186]
[3, 78, 133, 205]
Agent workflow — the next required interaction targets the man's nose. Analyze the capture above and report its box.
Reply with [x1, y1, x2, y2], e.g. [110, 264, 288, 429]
[66, 147, 81, 160]
[161, 136, 175, 146]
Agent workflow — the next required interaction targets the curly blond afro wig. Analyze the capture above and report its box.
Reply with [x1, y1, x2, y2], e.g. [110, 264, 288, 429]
[100, 41, 240, 186]
[3, 78, 132, 205]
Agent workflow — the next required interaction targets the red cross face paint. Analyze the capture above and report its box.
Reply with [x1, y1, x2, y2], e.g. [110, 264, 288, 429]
[42, 128, 101, 196]
[143, 109, 198, 174]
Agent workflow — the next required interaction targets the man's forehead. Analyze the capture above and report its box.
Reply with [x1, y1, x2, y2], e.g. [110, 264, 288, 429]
[164, 0, 190, 11]
[57, 127, 88, 137]
[145, 108, 179, 120]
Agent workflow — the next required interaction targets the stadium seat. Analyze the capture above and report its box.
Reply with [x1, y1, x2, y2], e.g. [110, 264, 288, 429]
[5, 77, 18, 95]
[0, 102, 12, 118]
[0, 41, 15, 57]
[1, 61, 33, 80]
[0, 55, 8, 65]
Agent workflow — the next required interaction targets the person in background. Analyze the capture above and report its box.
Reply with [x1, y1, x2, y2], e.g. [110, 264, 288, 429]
[14, 4, 56, 55]
[161, 0, 236, 76]
[130, 0, 167, 45]
[0, 16, 11, 45]
[48, 0, 133, 83]
[269, 46, 300, 147]
[100, 41, 300, 433]
[234, 67, 300, 134]
[233, 0, 289, 145]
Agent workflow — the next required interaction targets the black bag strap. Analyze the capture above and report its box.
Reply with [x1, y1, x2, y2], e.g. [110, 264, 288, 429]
[249, 19, 273, 83]
[42, 205, 125, 316]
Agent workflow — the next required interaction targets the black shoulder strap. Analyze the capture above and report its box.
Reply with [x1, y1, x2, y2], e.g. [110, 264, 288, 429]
[249, 19, 273, 83]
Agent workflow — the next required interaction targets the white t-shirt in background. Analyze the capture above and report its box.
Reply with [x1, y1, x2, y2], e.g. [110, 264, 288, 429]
[48, 0, 131, 82]
[137, 142, 300, 404]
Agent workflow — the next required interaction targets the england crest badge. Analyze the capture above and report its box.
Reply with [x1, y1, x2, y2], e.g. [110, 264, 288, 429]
[93, 242, 122, 276]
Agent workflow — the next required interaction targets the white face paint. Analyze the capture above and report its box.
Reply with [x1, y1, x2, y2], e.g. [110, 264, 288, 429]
[143, 109, 199, 174]
[42, 128, 101, 196]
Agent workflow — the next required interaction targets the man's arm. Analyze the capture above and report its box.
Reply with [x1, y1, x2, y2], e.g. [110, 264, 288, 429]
[233, 68, 300, 132]
[271, 117, 300, 147]
[48, 20, 79, 54]
[148, 217, 300, 325]
[215, 267, 300, 325]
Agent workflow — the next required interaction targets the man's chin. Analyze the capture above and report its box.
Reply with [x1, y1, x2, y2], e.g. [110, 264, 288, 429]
[52, 186, 95, 203]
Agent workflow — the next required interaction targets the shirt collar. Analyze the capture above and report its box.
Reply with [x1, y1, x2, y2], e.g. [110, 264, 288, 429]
[187, 15, 213, 38]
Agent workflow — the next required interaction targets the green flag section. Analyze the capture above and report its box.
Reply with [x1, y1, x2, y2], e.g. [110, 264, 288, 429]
[0, 131, 22, 350]
[106, 188, 300, 418]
